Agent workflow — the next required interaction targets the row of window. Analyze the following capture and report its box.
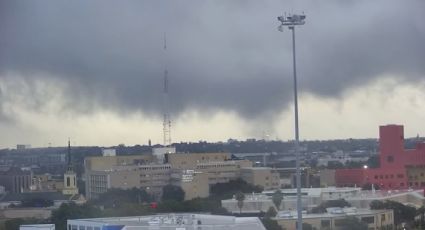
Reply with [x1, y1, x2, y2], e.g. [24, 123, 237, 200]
[68, 225, 100, 230]
[373, 174, 404, 180]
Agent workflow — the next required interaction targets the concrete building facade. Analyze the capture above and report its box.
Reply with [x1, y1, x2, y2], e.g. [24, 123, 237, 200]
[0, 167, 31, 193]
[276, 208, 394, 230]
[84, 152, 264, 200]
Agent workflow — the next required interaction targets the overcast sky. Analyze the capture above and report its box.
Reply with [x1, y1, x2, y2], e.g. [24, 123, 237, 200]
[0, 0, 424, 148]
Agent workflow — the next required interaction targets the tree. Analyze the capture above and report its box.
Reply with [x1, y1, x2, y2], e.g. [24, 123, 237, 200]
[261, 218, 283, 230]
[272, 190, 284, 210]
[370, 200, 416, 227]
[265, 207, 277, 218]
[51, 203, 102, 230]
[92, 187, 152, 208]
[3, 218, 44, 230]
[210, 178, 263, 200]
[235, 191, 245, 214]
[162, 184, 185, 202]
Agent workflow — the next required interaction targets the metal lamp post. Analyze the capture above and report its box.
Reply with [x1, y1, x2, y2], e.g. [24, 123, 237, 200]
[277, 13, 306, 230]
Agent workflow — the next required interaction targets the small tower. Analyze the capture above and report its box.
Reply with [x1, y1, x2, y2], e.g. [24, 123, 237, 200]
[63, 139, 78, 195]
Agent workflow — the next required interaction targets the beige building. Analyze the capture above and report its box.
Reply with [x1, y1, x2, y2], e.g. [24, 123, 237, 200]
[240, 167, 280, 190]
[276, 207, 394, 230]
[85, 152, 276, 201]
[85, 155, 154, 171]
[171, 170, 210, 200]
[320, 169, 336, 187]
[85, 164, 171, 200]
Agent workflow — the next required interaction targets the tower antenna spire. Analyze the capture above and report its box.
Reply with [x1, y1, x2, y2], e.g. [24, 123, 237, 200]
[67, 138, 72, 171]
[163, 33, 171, 147]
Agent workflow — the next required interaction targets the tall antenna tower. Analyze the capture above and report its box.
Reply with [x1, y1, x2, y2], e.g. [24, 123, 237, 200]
[163, 33, 172, 147]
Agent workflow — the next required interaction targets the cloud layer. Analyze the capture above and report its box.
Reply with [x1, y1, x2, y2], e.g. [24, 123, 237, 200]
[0, 1, 424, 147]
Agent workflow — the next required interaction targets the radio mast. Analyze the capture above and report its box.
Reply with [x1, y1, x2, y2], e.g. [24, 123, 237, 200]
[163, 33, 172, 147]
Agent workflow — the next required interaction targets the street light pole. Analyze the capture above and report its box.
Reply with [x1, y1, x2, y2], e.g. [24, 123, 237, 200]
[277, 13, 306, 230]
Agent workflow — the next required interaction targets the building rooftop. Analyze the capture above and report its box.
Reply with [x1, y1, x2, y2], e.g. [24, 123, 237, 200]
[277, 207, 391, 219]
[68, 213, 266, 230]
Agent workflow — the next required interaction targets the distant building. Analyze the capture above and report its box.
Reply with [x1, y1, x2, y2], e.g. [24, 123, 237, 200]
[101, 148, 116, 157]
[0, 167, 31, 193]
[221, 187, 425, 213]
[336, 125, 425, 190]
[68, 213, 266, 230]
[84, 152, 259, 200]
[17, 144, 31, 150]
[153, 146, 176, 163]
[20, 224, 55, 230]
[275, 207, 394, 230]
[240, 167, 280, 190]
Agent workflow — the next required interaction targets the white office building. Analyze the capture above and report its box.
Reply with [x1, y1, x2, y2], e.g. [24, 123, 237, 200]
[67, 213, 266, 230]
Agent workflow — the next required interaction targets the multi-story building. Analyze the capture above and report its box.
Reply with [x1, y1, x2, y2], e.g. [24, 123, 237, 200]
[0, 167, 32, 193]
[85, 164, 172, 200]
[336, 125, 425, 190]
[276, 207, 394, 230]
[84, 152, 277, 200]
[240, 167, 280, 190]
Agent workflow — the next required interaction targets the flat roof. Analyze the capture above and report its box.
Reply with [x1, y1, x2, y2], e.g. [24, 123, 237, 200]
[68, 213, 266, 230]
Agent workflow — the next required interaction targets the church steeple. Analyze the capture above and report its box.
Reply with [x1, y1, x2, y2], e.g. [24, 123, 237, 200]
[67, 139, 73, 172]
[63, 139, 78, 195]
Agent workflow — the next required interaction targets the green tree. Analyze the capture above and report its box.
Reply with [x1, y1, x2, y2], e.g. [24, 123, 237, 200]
[51, 203, 102, 230]
[162, 184, 185, 202]
[210, 178, 263, 200]
[272, 190, 284, 210]
[92, 187, 152, 208]
[265, 207, 277, 218]
[3, 218, 44, 230]
[235, 191, 245, 214]
[261, 218, 283, 230]
[370, 200, 416, 227]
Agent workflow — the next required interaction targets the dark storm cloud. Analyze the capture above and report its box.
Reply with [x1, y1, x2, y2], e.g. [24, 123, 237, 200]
[0, 0, 424, 119]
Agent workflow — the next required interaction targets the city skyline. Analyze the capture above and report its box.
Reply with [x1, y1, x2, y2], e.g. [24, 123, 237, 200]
[0, 0, 424, 148]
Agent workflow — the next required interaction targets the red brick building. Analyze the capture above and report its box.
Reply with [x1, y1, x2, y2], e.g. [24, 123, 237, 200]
[336, 125, 425, 190]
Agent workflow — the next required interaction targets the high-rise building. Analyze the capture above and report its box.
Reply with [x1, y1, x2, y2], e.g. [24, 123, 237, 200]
[336, 125, 425, 189]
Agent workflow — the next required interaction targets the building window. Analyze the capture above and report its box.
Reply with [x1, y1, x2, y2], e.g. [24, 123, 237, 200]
[397, 174, 404, 178]
[67, 177, 70, 187]
[321, 220, 331, 228]
[361, 216, 375, 224]
[381, 214, 386, 221]
[387, 156, 394, 163]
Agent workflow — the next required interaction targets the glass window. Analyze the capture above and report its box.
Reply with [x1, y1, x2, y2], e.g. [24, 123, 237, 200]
[71, 225, 78, 230]
[94, 227, 101, 230]
[381, 214, 386, 221]
[321, 219, 331, 227]
[361, 216, 375, 224]
[79, 226, 85, 230]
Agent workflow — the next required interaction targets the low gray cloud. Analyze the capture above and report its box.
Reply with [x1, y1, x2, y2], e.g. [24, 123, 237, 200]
[0, 0, 424, 120]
